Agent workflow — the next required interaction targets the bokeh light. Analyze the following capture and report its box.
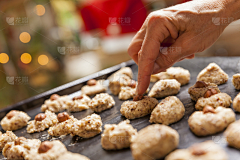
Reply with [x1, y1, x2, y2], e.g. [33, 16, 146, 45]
[35, 5, 45, 16]
[19, 32, 31, 43]
[38, 55, 49, 65]
[21, 53, 32, 64]
[0, 53, 9, 64]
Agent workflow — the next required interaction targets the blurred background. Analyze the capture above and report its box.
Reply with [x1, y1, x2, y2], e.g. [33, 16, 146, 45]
[0, 0, 239, 108]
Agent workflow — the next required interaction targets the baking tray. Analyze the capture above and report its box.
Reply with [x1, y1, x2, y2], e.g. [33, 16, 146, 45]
[1, 57, 240, 160]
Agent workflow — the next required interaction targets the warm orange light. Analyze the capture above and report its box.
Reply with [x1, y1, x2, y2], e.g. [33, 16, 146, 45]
[19, 32, 31, 43]
[0, 53, 9, 64]
[38, 55, 49, 65]
[21, 53, 32, 64]
[35, 5, 45, 16]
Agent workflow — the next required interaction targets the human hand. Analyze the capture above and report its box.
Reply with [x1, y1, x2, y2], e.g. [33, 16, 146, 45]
[128, 0, 239, 95]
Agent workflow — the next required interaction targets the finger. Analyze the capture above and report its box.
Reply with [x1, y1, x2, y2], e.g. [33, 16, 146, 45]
[137, 24, 170, 95]
[186, 54, 195, 59]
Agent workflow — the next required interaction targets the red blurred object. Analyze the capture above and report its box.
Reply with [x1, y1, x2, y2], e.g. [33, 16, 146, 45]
[78, 0, 147, 36]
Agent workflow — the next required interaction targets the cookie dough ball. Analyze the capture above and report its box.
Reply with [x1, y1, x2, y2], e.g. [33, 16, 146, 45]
[197, 63, 228, 85]
[0, 131, 17, 151]
[48, 112, 78, 137]
[101, 120, 137, 150]
[66, 94, 90, 112]
[1, 110, 30, 131]
[232, 73, 240, 90]
[58, 152, 90, 160]
[148, 79, 180, 98]
[233, 93, 240, 112]
[27, 110, 58, 133]
[26, 140, 67, 160]
[120, 96, 158, 119]
[108, 67, 133, 79]
[188, 81, 220, 101]
[89, 93, 115, 112]
[224, 119, 240, 149]
[188, 106, 235, 136]
[166, 67, 190, 85]
[195, 93, 232, 110]
[150, 72, 169, 82]
[150, 96, 185, 125]
[81, 79, 106, 96]
[131, 124, 179, 160]
[71, 114, 102, 138]
[3, 137, 41, 160]
[108, 73, 133, 95]
[165, 140, 228, 160]
[41, 94, 72, 112]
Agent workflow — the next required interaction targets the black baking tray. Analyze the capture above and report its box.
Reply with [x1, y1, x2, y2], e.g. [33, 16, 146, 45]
[1, 57, 240, 160]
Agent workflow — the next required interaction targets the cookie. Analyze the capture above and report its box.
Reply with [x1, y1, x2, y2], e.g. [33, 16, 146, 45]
[131, 124, 179, 160]
[26, 140, 67, 160]
[1, 110, 30, 131]
[165, 140, 228, 160]
[0, 131, 17, 151]
[197, 63, 228, 85]
[101, 120, 137, 150]
[66, 94, 91, 112]
[166, 67, 190, 85]
[48, 112, 78, 137]
[27, 110, 58, 133]
[150, 72, 169, 82]
[120, 96, 158, 119]
[150, 96, 185, 125]
[148, 79, 180, 98]
[58, 152, 90, 160]
[232, 73, 240, 90]
[89, 93, 115, 112]
[3, 137, 41, 160]
[195, 93, 232, 110]
[81, 79, 106, 96]
[188, 81, 220, 101]
[71, 114, 102, 138]
[224, 119, 240, 149]
[41, 94, 72, 113]
[188, 106, 235, 136]
[233, 93, 240, 112]
[108, 67, 133, 80]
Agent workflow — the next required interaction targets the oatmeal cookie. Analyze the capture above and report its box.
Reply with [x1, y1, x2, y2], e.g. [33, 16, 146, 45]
[224, 119, 240, 149]
[27, 110, 58, 133]
[1, 110, 30, 131]
[0, 131, 17, 151]
[108, 67, 133, 80]
[3, 137, 41, 160]
[150, 72, 169, 82]
[26, 140, 67, 160]
[89, 93, 115, 112]
[232, 73, 240, 90]
[188, 106, 235, 136]
[166, 67, 190, 85]
[150, 96, 185, 125]
[71, 114, 102, 138]
[233, 93, 240, 112]
[120, 96, 158, 119]
[66, 94, 91, 112]
[195, 93, 232, 110]
[131, 124, 179, 160]
[197, 63, 228, 85]
[188, 81, 220, 101]
[81, 79, 106, 96]
[48, 112, 78, 137]
[58, 152, 90, 160]
[41, 94, 72, 112]
[165, 140, 228, 160]
[101, 120, 137, 150]
[148, 79, 180, 98]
